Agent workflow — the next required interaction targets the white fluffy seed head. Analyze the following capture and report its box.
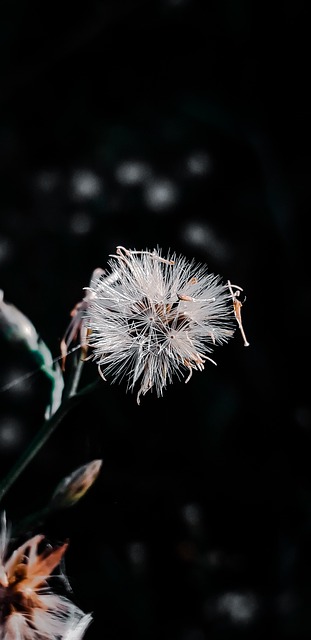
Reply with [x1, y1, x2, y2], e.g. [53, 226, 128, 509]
[84, 247, 237, 403]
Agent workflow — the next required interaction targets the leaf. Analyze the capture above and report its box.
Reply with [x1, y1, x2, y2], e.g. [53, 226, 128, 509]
[0, 291, 64, 417]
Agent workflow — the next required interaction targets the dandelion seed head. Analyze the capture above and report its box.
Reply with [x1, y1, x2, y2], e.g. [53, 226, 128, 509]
[83, 246, 239, 403]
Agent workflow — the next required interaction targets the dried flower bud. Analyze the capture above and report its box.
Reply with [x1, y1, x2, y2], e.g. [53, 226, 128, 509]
[50, 459, 102, 509]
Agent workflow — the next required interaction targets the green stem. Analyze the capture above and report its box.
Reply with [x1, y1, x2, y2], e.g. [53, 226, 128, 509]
[11, 504, 52, 538]
[63, 353, 85, 400]
[0, 379, 100, 504]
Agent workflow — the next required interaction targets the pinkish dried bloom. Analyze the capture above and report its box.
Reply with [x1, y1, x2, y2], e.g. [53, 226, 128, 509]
[76, 246, 247, 403]
[0, 513, 91, 640]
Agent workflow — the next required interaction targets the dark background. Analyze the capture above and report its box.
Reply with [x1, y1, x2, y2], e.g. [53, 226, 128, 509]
[0, 1, 310, 638]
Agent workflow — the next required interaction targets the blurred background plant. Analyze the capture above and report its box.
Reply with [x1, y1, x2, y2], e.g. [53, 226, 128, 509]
[0, 0, 310, 639]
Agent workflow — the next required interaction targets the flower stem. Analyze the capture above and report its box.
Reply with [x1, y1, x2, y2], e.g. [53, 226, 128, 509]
[63, 351, 86, 401]
[0, 379, 100, 504]
[12, 504, 51, 537]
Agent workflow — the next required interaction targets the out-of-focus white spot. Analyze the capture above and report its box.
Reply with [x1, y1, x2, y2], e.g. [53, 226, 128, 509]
[0, 417, 24, 451]
[184, 222, 206, 246]
[69, 212, 93, 235]
[0, 236, 14, 264]
[35, 170, 60, 193]
[186, 151, 212, 176]
[127, 542, 146, 566]
[181, 222, 230, 261]
[216, 591, 258, 624]
[70, 170, 102, 200]
[115, 160, 152, 185]
[143, 178, 179, 211]
[181, 503, 202, 527]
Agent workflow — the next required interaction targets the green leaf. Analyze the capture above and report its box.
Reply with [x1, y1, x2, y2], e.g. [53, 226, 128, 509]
[0, 290, 64, 417]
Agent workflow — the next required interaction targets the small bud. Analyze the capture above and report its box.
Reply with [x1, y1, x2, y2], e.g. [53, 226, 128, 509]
[50, 460, 102, 509]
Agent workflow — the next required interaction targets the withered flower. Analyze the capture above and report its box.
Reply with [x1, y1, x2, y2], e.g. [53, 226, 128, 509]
[0, 513, 91, 640]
